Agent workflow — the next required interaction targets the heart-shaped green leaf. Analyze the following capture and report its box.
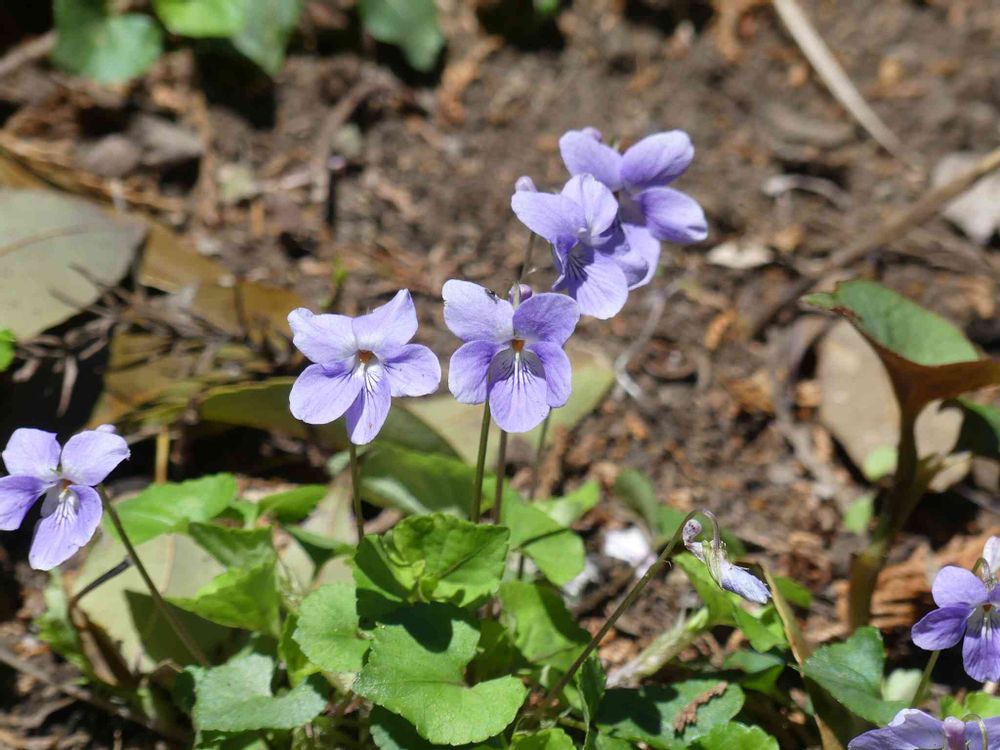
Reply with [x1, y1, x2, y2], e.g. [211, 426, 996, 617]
[689, 722, 779, 750]
[805, 280, 1000, 417]
[501, 495, 585, 586]
[112, 474, 237, 546]
[353, 604, 527, 745]
[511, 728, 575, 750]
[801, 626, 906, 725]
[52, 1, 163, 83]
[293, 582, 369, 673]
[191, 652, 327, 731]
[357, 0, 444, 72]
[354, 514, 509, 616]
[596, 681, 745, 749]
[171, 562, 280, 635]
[498, 581, 589, 671]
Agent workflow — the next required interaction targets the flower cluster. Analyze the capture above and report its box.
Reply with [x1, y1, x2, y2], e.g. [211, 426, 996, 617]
[911, 536, 1000, 683]
[512, 127, 707, 319]
[0, 426, 129, 570]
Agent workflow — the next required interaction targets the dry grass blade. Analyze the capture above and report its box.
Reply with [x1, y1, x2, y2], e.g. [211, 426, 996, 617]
[771, 0, 904, 158]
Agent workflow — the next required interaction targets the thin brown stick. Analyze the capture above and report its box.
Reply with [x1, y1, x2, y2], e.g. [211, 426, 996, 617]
[0, 641, 188, 743]
[771, 0, 903, 158]
[748, 146, 1000, 336]
[0, 32, 55, 80]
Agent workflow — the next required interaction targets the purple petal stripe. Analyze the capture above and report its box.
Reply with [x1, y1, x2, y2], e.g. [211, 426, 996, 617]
[526, 341, 572, 408]
[344, 364, 392, 445]
[487, 348, 550, 433]
[28, 485, 102, 571]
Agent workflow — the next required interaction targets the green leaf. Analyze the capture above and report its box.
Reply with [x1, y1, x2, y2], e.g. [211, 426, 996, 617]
[258, 485, 327, 522]
[948, 398, 1000, 458]
[843, 493, 875, 534]
[575, 655, 606, 727]
[52, 0, 163, 83]
[354, 514, 509, 616]
[689, 722, 779, 750]
[279, 613, 316, 685]
[596, 681, 745, 749]
[293, 583, 369, 673]
[360, 444, 518, 517]
[497, 581, 588, 671]
[0, 189, 146, 340]
[805, 280, 1000, 415]
[674, 553, 736, 625]
[533, 0, 561, 17]
[154, 0, 248, 36]
[113, 474, 238, 545]
[511, 728, 575, 750]
[802, 626, 906, 725]
[958, 692, 1000, 719]
[722, 650, 786, 701]
[187, 522, 275, 569]
[286, 526, 354, 570]
[171, 562, 280, 635]
[231, 0, 302, 75]
[191, 652, 327, 731]
[353, 604, 527, 745]
[199, 378, 458, 457]
[502, 495, 585, 586]
[370, 706, 503, 750]
[535, 480, 600, 526]
[0, 329, 14, 372]
[613, 468, 660, 530]
[71, 532, 231, 671]
[357, 0, 444, 72]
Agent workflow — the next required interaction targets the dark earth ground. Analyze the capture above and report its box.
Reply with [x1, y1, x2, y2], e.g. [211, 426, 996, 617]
[0, 0, 997, 746]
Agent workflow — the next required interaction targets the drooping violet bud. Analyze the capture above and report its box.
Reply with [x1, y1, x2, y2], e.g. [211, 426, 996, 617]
[514, 175, 537, 193]
[682, 516, 770, 605]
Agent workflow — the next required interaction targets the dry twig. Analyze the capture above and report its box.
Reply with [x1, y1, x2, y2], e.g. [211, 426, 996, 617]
[771, 0, 904, 158]
[748, 146, 1000, 335]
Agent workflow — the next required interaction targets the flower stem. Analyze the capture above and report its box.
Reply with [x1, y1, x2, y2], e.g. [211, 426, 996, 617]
[99, 489, 208, 666]
[528, 413, 550, 501]
[493, 430, 508, 523]
[471, 402, 492, 523]
[349, 443, 364, 541]
[543, 509, 701, 703]
[913, 650, 939, 706]
[848, 412, 919, 630]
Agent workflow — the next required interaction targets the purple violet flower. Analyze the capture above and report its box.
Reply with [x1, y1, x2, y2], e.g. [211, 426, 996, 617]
[443, 280, 579, 433]
[288, 290, 441, 445]
[0, 426, 129, 570]
[848, 708, 1000, 750]
[559, 128, 708, 287]
[911, 537, 1000, 683]
[682, 519, 770, 605]
[511, 174, 649, 320]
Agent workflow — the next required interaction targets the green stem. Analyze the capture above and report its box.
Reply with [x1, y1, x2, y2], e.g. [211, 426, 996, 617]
[848, 412, 919, 630]
[471, 403, 492, 523]
[494, 430, 508, 523]
[913, 650, 939, 706]
[528, 413, 550, 501]
[543, 509, 702, 703]
[349, 443, 364, 541]
[99, 489, 208, 666]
